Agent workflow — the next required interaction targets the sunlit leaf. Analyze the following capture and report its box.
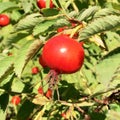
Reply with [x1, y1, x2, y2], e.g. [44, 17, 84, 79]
[32, 94, 50, 105]
[77, 6, 99, 21]
[106, 110, 120, 120]
[0, 2, 18, 13]
[14, 40, 43, 77]
[15, 13, 44, 31]
[79, 15, 120, 40]
[33, 19, 57, 36]
[11, 78, 25, 93]
[96, 47, 120, 87]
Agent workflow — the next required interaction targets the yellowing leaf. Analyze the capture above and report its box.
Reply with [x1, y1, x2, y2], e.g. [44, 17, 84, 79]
[89, 35, 105, 48]
[32, 94, 50, 105]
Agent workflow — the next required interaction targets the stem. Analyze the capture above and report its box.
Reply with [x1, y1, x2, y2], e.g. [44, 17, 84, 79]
[69, 24, 83, 38]
[44, 14, 65, 20]
[13, 104, 18, 115]
[71, 0, 79, 13]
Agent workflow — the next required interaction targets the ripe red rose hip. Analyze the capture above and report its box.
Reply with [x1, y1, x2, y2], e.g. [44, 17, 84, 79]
[0, 14, 10, 27]
[37, 0, 54, 9]
[42, 34, 84, 74]
[11, 96, 21, 105]
[39, 55, 47, 68]
[32, 67, 39, 74]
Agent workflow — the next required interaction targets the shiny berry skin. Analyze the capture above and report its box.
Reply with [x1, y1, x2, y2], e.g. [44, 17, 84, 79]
[38, 87, 44, 94]
[0, 14, 10, 27]
[42, 34, 84, 74]
[11, 96, 21, 105]
[37, 0, 54, 9]
[45, 88, 52, 99]
[39, 55, 47, 68]
[32, 67, 39, 74]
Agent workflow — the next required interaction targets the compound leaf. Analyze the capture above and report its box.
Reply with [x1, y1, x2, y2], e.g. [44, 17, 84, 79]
[33, 19, 57, 36]
[77, 6, 99, 21]
[14, 40, 43, 78]
[94, 8, 120, 18]
[15, 13, 44, 31]
[79, 15, 120, 40]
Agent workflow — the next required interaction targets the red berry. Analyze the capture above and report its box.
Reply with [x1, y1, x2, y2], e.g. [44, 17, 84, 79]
[38, 87, 44, 94]
[45, 88, 52, 99]
[11, 96, 21, 105]
[0, 14, 10, 27]
[71, 23, 77, 27]
[57, 26, 68, 33]
[37, 0, 54, 9]
[39, 55, 47, 68]
[61, 112, 67, 119]
[32, 67, 39, 74]
[42, 34, 84, 74]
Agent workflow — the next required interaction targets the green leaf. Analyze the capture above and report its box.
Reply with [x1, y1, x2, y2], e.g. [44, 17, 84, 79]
[62, 70, 91, 95]
[41, 8, 59, 17]
[0, 56, 14, 81]
[5, 32, 29, 46]
[0, 25, 14, 47]
[96, 47, 120, 87]
[20, 0, 33, 13]
[33, 19, 57, 36]
[77, 6, 99, 21]
[32, 94, 50, 105]
[14, 40, 43, 77]
[106, 110, 120, 120]
[15, 13, 44, 31]
[0, 74, 14, 91]
[110, 104, 120, 112]
[0, 2, 19, 13]
[54, 18, 70, 27]
[11, 10, 22, 22]
[105, 31, 120, 51]
[79, 15, 120, 40]
[11, 78, 25, 93]
[112, 2, 120, 11]
[94, 8, 120, 18]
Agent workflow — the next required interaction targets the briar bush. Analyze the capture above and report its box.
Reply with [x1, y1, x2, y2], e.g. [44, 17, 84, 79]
[0, 0, 120, 120]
